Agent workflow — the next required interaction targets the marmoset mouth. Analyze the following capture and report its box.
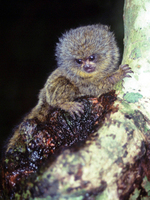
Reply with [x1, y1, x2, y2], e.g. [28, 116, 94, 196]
[83, 65, 96, 73]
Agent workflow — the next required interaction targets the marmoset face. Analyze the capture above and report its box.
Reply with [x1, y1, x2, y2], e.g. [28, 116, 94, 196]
[75, 55, 96, 73]
[55, 24, 119, 78]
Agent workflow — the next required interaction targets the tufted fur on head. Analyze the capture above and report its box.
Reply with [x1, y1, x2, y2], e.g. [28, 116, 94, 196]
[55, 24, 120, 80]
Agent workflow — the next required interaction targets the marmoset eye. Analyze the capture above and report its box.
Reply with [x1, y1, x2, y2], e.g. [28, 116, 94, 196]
[75, 59, 83, 64]
[89, 55, 95, 61]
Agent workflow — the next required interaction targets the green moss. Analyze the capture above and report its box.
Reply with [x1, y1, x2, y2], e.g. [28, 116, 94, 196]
[67, 196, 83, 200]
[120, 100, 134, 115]
[123, 92, 143, 103]
[33, 197, 53, 200]
[4, 158, 9, 164]
[142, 176, 150, 195]
[129, 188, 140, 200]
[114, 81, 123, 92]
[129, 48, 142, 60]
[95, 190, 110, 200]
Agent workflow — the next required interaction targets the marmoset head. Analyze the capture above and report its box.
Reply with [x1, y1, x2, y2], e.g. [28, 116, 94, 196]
[55, 24, 119, 78]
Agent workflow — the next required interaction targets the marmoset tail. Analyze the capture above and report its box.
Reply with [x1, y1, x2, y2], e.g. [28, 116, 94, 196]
[7, 24, 132, 150]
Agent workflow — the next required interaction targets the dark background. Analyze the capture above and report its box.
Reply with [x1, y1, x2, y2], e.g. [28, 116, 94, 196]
[0, 0, 124, 155]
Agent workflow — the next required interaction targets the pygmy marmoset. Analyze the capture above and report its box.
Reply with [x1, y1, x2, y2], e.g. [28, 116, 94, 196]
[7, 24, 132, 150]
[27, 24, 132, 120]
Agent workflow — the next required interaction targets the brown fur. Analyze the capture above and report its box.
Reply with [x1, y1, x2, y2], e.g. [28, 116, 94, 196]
[7, 24, 132, 150]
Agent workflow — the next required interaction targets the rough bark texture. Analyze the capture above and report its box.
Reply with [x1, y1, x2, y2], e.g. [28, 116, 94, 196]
[1, 0, 150, 199]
